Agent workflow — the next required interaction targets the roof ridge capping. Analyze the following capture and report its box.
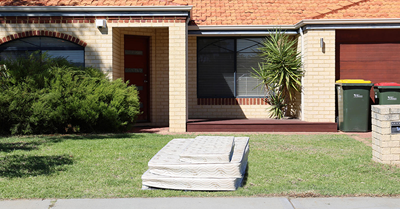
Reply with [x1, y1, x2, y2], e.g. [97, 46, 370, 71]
[0, 6, 193, 12]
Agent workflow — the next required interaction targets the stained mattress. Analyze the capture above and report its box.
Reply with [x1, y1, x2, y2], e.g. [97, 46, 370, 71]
[141, 136, 249, 191]
[141, 170, 244, 191]
[179, 136, 235, 163]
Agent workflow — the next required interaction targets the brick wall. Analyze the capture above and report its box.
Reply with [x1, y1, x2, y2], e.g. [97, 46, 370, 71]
[0, 18, 188, 132]
[372, 105, 400, 165]
[0, 18, 338, 130]
[112, 28, 122, 80]
[188, 31, 334, 122]
[302, 30, 336, 122]
[187, 36, 273, 119]
[168, 23, 188, 132]
[154, 28, 170, 126]
[107, 22, 187, 132]
[112, 27, 169, 127]
[0, 21, 113, 77]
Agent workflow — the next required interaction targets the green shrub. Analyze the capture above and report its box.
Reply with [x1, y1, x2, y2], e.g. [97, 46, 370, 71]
[0, 53, 140, 135]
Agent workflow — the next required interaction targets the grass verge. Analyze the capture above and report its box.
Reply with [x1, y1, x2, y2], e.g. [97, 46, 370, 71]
[0, 133, 399, 199]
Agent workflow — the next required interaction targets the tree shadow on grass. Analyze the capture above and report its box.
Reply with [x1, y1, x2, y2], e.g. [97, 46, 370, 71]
[0, 137, 64, 153]
[0, 141, 46, 153]
[42, 133, 146, 141]
[0, 133, 145, 153]
[0, 154, 73, 178]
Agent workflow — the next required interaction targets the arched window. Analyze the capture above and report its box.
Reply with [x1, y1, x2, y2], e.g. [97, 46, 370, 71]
[0, 36, 84, 66]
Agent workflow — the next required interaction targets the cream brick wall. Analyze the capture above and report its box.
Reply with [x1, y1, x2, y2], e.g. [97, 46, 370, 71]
[187, 36, 272, 119]
[112, 28, 122, 80]
[1, 21, 188, 132]
[302, 30, 336, 122]
[112, 27, 169, 127]
[111, 21, 188, 132]
[372, 105, 400, 165]
[110, 22, 188, 132]
[168, 23, 188, 132]
[154, 28, 170, 126]
[0, 23, 113, 77]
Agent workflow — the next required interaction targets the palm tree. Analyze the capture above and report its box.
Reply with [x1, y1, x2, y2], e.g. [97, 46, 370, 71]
[252, 29, 303, 119]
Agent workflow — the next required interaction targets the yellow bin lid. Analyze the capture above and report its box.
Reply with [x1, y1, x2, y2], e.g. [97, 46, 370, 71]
[336, 79, 372, 84]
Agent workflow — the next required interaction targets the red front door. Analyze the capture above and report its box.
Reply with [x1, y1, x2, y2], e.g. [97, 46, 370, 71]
[124, 35, 150, 122]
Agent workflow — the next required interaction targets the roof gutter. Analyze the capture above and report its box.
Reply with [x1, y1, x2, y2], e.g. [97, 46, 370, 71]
[0, 6, 192, 17]
[188, 25, 296, 31]
[189, 18, 400, 35]
[296, 18, 400, 28]
[0, 6, 193, 12]
[188, 25, 298, 36]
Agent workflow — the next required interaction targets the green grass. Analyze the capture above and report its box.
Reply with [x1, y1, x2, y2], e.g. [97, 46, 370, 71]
[0, 133, 400, 199]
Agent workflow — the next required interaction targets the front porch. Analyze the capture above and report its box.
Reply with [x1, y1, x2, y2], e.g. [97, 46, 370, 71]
[111, 23, 189, 133]
[186, 118, 337, 132]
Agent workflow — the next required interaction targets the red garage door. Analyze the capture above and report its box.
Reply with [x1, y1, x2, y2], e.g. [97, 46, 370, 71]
[337, 29, 400, 83]
[340, 43, 400, 83]
[336, 29, 400, 102]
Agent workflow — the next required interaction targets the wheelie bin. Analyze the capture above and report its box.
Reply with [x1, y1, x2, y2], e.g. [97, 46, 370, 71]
[374, 82, 400, 105]
[336, 79, 373, 132]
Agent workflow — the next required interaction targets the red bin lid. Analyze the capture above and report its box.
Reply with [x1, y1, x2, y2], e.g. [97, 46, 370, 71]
[374, 82, 400, 86]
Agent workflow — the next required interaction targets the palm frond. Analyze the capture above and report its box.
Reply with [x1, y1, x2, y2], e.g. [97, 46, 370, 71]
[253, 28, 303, 118]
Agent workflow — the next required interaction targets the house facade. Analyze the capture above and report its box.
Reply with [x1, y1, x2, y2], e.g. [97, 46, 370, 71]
[1, 0, 400, 132]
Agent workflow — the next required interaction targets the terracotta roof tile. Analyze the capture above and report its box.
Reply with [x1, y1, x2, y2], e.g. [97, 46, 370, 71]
[1, 0, 400, 25]
[318, 0, 400, 20]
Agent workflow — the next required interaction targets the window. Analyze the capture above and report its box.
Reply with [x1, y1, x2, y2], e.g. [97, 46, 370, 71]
[0, 37, 84, 66]
[197, 37, 265, 98]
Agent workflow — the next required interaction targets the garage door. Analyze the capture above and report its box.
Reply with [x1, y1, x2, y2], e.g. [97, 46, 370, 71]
[336, 29, 400, 102]
[340, 43, 400, 83]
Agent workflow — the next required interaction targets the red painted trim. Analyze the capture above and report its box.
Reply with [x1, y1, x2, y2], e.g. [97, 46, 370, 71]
[197, 98, 269, 105]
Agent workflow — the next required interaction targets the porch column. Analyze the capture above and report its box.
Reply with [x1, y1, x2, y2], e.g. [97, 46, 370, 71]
[302, 29, 336, 122]
[169, 23, 188, 132]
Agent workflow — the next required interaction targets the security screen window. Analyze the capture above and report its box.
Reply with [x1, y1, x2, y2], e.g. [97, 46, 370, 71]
[197, 37, 265, 98]
[0, 37, 84, 67]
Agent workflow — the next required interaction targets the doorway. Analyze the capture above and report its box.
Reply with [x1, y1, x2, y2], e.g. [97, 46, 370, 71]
[124, 35, 150, 122]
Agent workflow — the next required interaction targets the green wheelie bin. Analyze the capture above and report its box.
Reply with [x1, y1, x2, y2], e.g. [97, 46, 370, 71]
[374, 82, 400, 105]
[336, 79, 373, 132]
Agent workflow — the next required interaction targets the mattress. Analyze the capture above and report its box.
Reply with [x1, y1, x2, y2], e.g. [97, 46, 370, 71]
[148, 137, 249, 177]
[142, 136, 250, 191]
[179, 136, 235, 163]
[141, 170, 244, 191]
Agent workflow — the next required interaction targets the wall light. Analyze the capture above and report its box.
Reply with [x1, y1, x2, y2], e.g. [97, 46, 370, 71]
[96, 19, 107, 29]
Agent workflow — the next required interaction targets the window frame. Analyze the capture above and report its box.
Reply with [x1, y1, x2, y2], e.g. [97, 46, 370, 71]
[0, 36, 85, 66]
[196, 36, 265, 99]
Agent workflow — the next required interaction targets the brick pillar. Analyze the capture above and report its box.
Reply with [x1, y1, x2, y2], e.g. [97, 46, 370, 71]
[372, 105, 400, 165]
[302, 30, 336, 122]
[168, 23, 188, 132]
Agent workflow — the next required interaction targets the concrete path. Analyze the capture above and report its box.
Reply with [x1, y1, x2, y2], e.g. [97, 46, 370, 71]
[1, 197, 400, 209]
[291, 197, 400, 209]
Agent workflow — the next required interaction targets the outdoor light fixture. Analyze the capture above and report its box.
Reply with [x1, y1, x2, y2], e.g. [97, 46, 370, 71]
[320, 38, 324, 48]
[96, 19, 107, 29]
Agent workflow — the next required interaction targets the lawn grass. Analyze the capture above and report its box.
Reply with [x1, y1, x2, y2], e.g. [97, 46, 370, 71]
[0, 133, 400, 199]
